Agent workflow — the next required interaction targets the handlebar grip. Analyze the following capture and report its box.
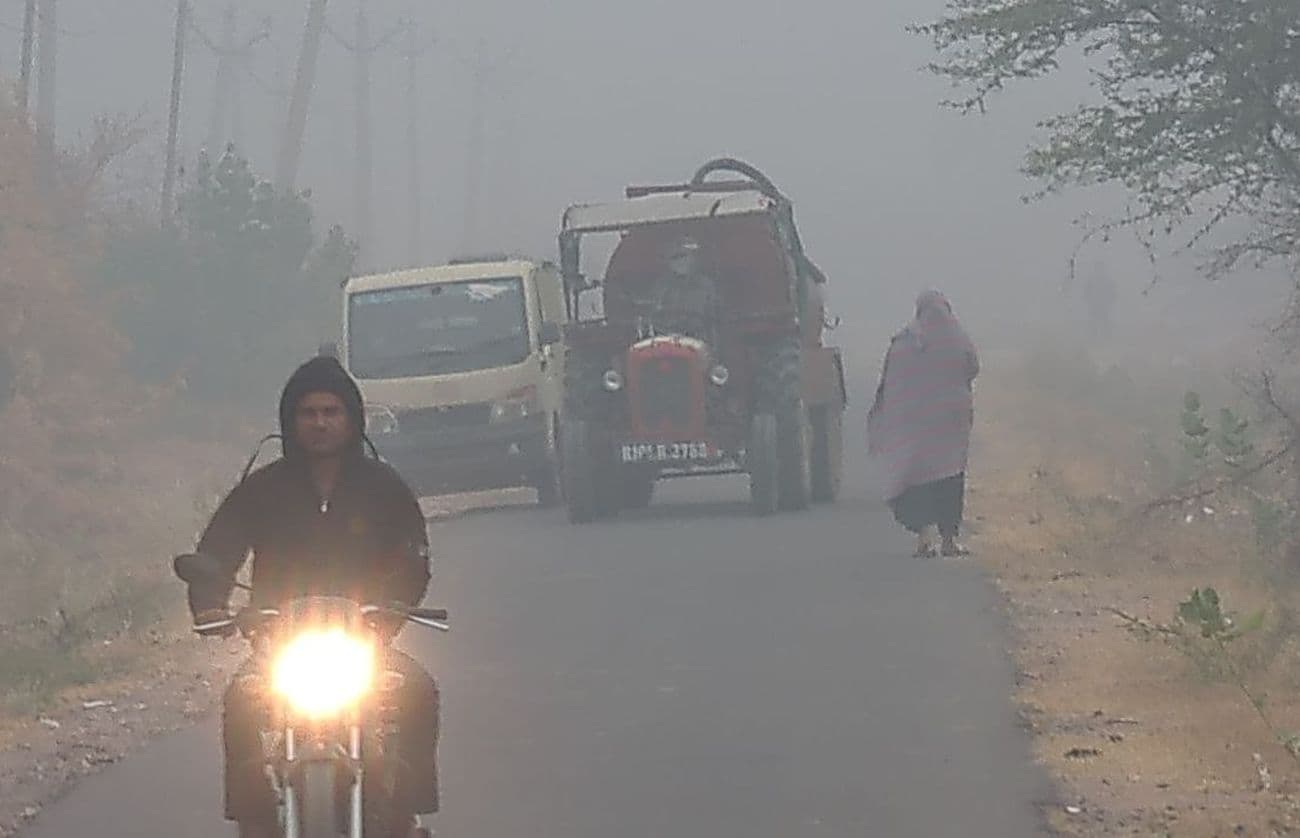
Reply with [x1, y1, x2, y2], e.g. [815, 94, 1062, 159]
[193, 619, 235, 637]
[409, 607, 448, 621]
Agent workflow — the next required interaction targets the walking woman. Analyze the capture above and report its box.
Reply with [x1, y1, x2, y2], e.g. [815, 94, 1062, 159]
[868, 290, 979, 557]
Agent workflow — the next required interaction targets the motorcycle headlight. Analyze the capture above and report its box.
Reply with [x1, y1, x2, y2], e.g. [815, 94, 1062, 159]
[271, 628, 375, 718]
[365, 405, 399, 435]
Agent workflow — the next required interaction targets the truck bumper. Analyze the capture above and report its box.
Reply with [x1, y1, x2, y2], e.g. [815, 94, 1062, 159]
[371, 415, 552, 495]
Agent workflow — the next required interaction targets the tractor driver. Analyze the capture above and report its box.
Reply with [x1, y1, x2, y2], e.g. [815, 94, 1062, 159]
[647, 237, 722, 343]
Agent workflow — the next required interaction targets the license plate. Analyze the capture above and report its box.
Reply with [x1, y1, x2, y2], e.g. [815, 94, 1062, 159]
[620, 441, 712, 463]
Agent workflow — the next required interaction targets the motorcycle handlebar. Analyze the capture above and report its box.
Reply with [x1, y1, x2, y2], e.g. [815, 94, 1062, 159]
[191, 604, 449, 636]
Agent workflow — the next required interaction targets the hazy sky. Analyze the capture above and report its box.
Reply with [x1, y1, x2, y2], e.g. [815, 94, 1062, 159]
[27, 0, 1288, 354]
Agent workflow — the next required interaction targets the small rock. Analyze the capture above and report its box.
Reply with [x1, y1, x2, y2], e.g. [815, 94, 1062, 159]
[38, 717, 61, 730]
[81, 700, 113, 710]
[1065, 747, 1103, 760]
[1065, 805, 1084, 815]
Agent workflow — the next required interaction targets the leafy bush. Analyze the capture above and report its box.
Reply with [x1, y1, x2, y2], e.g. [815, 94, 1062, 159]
[98, 147, 356, 403]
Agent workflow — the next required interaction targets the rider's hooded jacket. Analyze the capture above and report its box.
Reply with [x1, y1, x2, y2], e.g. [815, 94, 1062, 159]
[188, 356, 430, 616]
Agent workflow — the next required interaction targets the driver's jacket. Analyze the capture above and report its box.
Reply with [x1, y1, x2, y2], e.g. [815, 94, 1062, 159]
[648, 272, 722, 342]
[190, 454, 430, 617]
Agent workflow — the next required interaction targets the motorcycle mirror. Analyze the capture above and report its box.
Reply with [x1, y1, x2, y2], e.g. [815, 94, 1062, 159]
[173, 552, 226, 585]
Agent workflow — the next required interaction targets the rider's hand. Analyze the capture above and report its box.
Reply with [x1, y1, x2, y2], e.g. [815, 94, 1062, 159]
[192, 608, 236, 638]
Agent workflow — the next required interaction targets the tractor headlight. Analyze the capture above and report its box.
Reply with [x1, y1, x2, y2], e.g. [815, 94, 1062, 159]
[709, 364, 730, 387]
[602, 369, 624, 392]
[271, 628, 376, 719]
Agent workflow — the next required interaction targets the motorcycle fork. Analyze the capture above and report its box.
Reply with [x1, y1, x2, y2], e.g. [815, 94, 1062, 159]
[278, 721, 366, 838]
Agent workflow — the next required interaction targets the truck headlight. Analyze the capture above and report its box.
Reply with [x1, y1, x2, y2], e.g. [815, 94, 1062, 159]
[602, 370, 624, 392]
[490, 385, 539, 424]
[365, 405, 399, 435]
[271, 628, 375, 719]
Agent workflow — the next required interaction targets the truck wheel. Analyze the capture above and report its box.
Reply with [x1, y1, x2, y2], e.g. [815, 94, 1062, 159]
[748, 413, 779, 516]
[777, 401, 812, 511]
[561, 420, 599, 523]
[297, 762, 342, 838]
[534, 463, 561, 507]
[810, 404, 843, 503]
[621, 471, 656, 509]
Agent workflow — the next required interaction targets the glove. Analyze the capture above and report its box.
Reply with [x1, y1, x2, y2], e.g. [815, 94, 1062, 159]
[192, 608, 237, 638]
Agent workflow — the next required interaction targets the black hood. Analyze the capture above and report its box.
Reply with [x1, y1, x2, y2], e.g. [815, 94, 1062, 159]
[278, 356, 366, 459]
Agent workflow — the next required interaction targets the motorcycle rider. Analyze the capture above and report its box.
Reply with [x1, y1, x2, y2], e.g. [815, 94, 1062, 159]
[647, 236, 721, 342]
[184, 356, 439, 838]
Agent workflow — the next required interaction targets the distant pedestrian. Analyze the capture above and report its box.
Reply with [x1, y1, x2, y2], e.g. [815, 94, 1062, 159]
[868, 290, 979, 557]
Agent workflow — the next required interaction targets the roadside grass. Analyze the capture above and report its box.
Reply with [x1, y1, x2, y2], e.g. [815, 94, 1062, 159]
[0, 435, 240, 720]
[971, 333, 1300, 834]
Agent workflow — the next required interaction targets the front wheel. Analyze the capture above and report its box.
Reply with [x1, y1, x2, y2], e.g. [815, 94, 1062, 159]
[621, 470, 656, 509]
[534, 462, 561, 507]
[298, 761, 342, 838]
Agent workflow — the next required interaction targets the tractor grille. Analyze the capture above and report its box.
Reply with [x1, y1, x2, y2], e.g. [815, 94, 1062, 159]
[398, 403, 491, 433]
[635, 356, 692, 431]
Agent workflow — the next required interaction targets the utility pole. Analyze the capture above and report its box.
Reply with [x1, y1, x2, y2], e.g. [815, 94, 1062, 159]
[276, 0, 329, 194]
[191, 4, 269, 154]
[35, 0, 57, 190]
[458, 40, 514, 254]
[461, 40, 488, 254]
[206, 5, 236, 152]
[402, 17, 431, 267]
[19, 0, 36, 117]
[161, 0, 189, 228]
[326, 1, 402, 269]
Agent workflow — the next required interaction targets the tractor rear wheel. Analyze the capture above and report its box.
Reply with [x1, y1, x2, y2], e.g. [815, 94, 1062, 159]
[777, 401, 812, 511]
[810, 404, 843, 503]
[748, 413, 779, 516]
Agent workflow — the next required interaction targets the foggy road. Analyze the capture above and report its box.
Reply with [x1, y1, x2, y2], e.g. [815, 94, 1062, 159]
[20, 462, 1053, 838]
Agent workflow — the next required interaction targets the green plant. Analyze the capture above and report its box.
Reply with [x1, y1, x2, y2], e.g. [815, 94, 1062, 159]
[1112, 589, 1297, 762]
[1179, 392, 1211, 482]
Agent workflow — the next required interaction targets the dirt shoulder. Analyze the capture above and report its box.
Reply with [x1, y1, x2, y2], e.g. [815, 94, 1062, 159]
[969, 347, 1300, 836]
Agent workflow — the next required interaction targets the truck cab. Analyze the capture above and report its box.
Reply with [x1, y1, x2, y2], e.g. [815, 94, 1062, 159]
[341, 256, 567, 504]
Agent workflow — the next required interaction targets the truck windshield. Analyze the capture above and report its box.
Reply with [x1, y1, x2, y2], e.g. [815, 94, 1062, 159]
[347, 277, 530, 379]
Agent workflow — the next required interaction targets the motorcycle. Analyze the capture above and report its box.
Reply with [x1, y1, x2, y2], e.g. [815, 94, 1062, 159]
[173, 553, 449, 838]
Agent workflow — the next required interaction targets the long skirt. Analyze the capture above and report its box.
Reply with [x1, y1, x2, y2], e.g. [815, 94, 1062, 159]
[888, 473, 965, 538]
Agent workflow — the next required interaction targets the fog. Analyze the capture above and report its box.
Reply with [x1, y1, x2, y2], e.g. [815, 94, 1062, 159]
[37, 0, 1290, 360]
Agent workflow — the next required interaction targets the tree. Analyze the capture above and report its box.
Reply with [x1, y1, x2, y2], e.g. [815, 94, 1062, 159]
[100, 147, 354, 401]
[911, 0, 1300, 279]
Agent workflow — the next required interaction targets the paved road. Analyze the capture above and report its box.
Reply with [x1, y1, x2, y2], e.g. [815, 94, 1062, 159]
[21, 456, 1053, 838]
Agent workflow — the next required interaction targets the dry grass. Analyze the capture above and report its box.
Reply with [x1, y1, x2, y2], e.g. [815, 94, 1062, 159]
[971, 334, 1300, 835]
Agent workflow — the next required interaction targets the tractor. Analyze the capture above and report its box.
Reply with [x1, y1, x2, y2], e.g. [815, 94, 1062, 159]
[556, 158, 846, 522]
